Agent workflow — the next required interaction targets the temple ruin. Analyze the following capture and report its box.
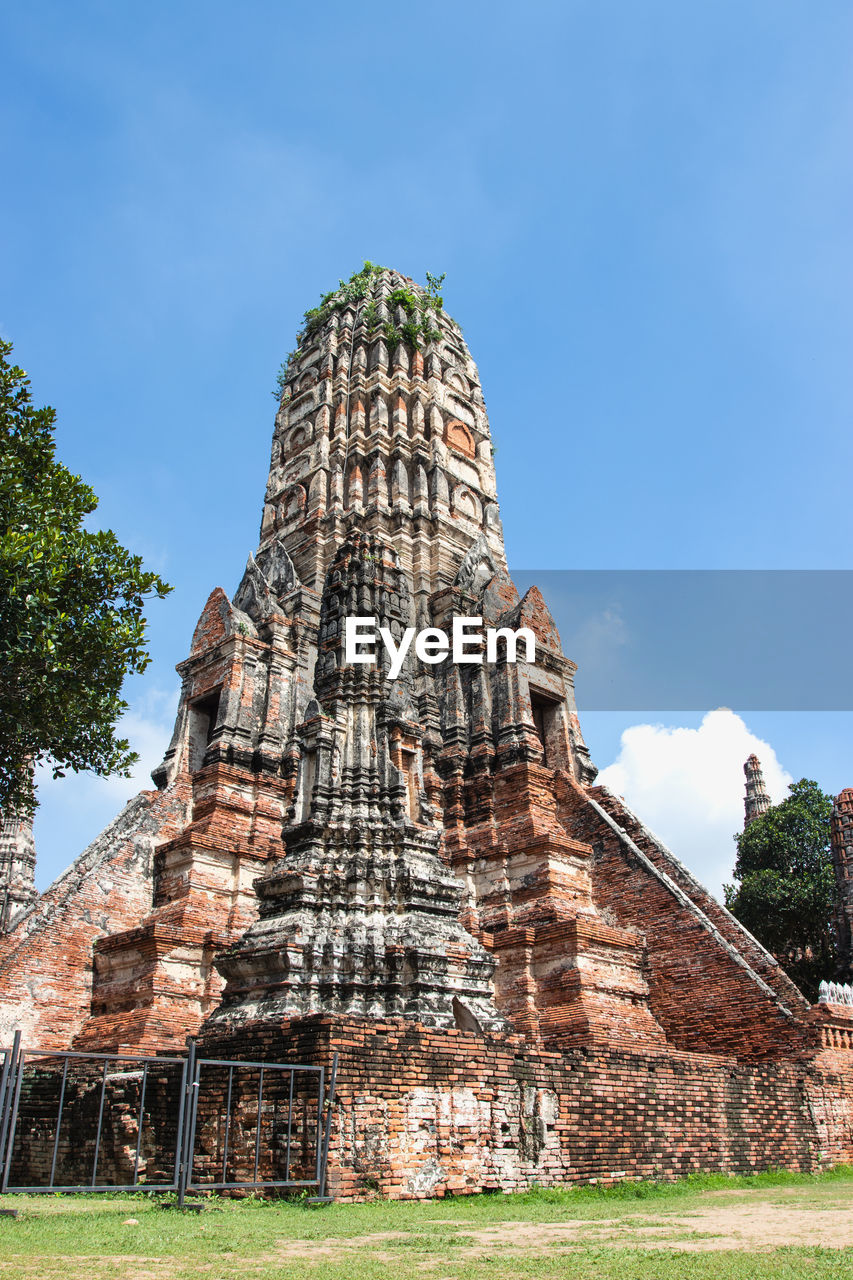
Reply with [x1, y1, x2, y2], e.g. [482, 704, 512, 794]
[1, 266, 852, 1196]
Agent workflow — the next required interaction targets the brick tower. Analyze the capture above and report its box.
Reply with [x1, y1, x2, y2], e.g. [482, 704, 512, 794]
[744, 753, 772, 827]
[0, 807, 37, 932]
[6, 264, 595, 1049]
[1, 265, 814, 1058]
[831, 789, 853, 981]
[203, 263, 600, 1036]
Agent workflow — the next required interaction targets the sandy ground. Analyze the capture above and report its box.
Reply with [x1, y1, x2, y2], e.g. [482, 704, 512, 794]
[458, 1199, 853, 1253]
[268, 1189, 853, 1257]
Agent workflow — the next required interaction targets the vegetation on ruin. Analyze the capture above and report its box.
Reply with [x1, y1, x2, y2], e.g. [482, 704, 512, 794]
[272, 264, 450, 400]
[380, 270, 446, 354]
[725, 778, 838, 999]
[1, 1167, 852, 1279]
[300, 260, 384, 344]
[0, 339, 171, 816]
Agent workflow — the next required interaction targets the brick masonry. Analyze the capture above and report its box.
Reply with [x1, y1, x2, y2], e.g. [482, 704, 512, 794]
[0, 788, 190, 1048]
[5, 1055, 185, 1190]
[199, 1015, 853, 1198]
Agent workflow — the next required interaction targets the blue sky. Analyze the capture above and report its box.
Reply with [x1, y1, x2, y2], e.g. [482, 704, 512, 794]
[2, 1, 852, 893]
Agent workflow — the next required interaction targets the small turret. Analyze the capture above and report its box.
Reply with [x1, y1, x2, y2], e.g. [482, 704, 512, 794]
[743, 754, 772, 828]
[831, 789, 853, 981]
[0, 806, 38, 931]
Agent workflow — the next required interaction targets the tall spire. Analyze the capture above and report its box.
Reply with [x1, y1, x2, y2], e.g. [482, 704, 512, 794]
[202, 265, 594, 1035]
[743, 754, 771, 827]
[66, 264, 595, 1051]
[831, 789, 853, 981]
[261, 265, 506, 594]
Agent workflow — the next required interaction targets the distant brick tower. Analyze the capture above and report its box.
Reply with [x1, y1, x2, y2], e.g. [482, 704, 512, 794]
[0, 808, 37, 932]
[831, 789, 853, 981]
[743, 754, 771, 827]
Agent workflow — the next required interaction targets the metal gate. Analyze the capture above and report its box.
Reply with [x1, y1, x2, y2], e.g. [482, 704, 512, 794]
[0, 1034, 337, 1202]
[180, 1040, 338, 1202]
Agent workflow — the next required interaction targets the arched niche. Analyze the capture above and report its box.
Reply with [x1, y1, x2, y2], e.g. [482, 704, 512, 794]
[453, 485, 482, 522]
[445, 419, 476, 459]
[288, 425, 309, 456]
[281, 484, 307, 523]
[446, 369, 469, 396]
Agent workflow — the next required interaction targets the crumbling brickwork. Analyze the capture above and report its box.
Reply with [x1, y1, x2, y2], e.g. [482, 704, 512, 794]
[5, 1055, 184, 1189]
[199, 1015, 853, 1198]
[0, 789, 189, 1048]
[556, 781, 811, 1059]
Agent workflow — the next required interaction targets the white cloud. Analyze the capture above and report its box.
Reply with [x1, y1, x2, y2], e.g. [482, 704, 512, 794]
[32, 688, 177, 890]
[596, 708, 792, 898]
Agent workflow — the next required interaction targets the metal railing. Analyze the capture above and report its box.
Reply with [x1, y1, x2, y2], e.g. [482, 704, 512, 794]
[0, 1035, 338, 1203]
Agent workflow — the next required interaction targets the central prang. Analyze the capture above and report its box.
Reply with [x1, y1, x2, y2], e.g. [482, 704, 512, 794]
[69, 265, 599, 1052]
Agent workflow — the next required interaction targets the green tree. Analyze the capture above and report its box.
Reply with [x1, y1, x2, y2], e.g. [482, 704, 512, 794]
[0, 339, 171, 816]
[724, 778, 837, 999]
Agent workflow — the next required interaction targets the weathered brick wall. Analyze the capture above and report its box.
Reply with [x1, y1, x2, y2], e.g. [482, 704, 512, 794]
[586, 785, 806, 1007]
[4, 1052, 320, 1191]
[7, 1021, 851, 1197]
[199, 1015, 853, 1200]
[555, 781, 813, 1059]
[0, 788, 189, 1049]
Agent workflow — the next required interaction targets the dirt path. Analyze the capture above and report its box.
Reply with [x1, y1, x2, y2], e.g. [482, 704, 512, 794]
[268, 1194, 853, 1258]
[460, 1199, 853, 1252]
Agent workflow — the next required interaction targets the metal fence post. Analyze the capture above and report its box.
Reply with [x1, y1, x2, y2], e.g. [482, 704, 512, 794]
[178, 1038, 197, 1207]
[318, 1051, 339, 1200]
[0, 1031, 22, 1191]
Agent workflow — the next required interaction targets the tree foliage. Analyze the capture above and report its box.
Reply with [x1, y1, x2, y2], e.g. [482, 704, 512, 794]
[724, 778, 837, 999]
[0, 339, 171, 815]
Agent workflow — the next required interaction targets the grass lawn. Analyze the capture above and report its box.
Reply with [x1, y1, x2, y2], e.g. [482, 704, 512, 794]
[0, 1167, 851, 1279]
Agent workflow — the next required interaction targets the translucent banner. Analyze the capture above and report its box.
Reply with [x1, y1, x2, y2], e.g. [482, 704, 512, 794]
[509, 570, 852, 711]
